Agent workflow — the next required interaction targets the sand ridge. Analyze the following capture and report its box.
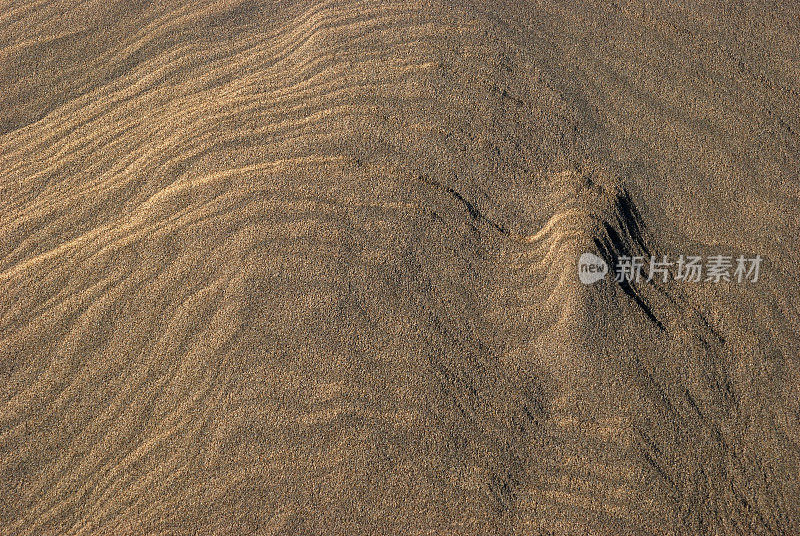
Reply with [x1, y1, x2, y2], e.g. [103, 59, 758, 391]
[1, 0, 798, 534]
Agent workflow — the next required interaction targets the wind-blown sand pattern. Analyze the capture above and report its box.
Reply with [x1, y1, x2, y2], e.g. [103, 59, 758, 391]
[1, 1, 799, 534]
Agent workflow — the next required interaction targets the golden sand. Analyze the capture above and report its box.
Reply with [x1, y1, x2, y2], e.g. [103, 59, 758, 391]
[1, 1, 798, 534]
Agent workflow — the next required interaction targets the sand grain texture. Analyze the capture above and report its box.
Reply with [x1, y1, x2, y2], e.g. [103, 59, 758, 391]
[1, 1, 799, 534]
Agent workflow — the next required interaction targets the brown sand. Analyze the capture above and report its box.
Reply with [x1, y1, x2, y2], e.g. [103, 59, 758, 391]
[1, 1, 798, 534]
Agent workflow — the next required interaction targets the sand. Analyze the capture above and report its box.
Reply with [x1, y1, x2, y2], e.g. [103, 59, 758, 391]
[1, 0, 798, 534]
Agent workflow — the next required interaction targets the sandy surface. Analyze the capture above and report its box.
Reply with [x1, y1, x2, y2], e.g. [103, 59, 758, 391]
[1, 1, 799, 534]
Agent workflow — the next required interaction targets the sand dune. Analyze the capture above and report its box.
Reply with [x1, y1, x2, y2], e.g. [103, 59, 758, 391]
[1, 0, 799, 534]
